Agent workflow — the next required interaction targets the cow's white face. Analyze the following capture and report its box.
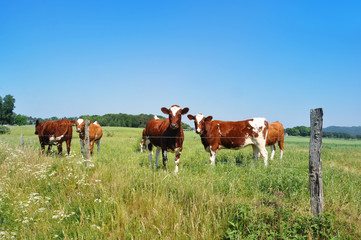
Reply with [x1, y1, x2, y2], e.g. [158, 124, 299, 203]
[75, 119, 85, 133]
[187, 113, 212, 135]
[195, 114, 205, 134]
[249, 118, 267, 137]
[170, 106, 181, 116]
[161, 105, 189, 130]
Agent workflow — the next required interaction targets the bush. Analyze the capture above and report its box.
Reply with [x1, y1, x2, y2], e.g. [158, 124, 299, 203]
[0, 125, 10, 134]
[224, 204, 345, 239]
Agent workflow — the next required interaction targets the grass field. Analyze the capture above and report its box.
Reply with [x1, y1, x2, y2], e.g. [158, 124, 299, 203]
[0, 125, 360, 239]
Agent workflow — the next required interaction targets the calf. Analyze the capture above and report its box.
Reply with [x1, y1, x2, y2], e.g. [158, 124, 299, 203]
[75, 119, 103, 155]
[35, 119, 75, 155]
[143, 105, 189, 172]
[266, 121, 284, 160]
[187, 114, 269, 166]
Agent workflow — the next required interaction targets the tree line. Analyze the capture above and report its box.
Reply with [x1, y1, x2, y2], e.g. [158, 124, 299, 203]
[286, 126, 361, 140]
[15, 113, 192, 130]
[79, 113, 190, 130]
[0, 94, 191, 129]
[1, 94, 359, 138]
[0, 94, 192, 130]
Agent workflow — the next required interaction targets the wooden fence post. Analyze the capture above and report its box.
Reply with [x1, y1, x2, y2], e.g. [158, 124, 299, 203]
[309, 108, 324, 218]
[84, 120, 91, 167]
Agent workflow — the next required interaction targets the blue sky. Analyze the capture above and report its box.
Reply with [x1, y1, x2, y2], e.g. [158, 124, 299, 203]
[0, 1, 360, 128]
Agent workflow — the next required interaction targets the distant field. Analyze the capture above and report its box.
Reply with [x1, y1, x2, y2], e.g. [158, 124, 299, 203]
[0, 125, 360, 239]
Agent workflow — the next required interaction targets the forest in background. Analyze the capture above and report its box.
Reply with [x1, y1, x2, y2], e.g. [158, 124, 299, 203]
[1, 94, 360, 138]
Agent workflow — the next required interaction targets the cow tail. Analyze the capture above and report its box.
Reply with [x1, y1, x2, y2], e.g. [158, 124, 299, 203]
[61, 121, 73, 138]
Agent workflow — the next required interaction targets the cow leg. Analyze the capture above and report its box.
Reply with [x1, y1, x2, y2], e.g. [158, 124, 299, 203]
[155, 148, 161, 168]
[252, 145, 260, 163]
[80, 140, 85, 155]
[162, 150, 168, 170]
[66, 139, 71, 155]
[259, 146, 268, 166]
[270, 145, 275, 160]
[90, 140, 95, 156]
[147, 141, 153, 166]
[174, 148, 182, 173]
[97, 139, 101, 154]
[57, 142, 62, 155]
[278, 139, 284, 160]
[41, 143, 46, 154]
[140, 139, 144, 153]
[48, 144, 54, 154]
[209, 146, 218, 165]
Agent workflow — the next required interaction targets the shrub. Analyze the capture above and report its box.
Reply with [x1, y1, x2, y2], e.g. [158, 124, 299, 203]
[224, 204, 345, 239]
[0, 125, 10, 134]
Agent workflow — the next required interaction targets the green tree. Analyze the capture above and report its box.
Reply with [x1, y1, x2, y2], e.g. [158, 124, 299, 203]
[286, 128, 300, 136]
[14, 114, 28, 125]
[297, 126, 310, 136]
[1, 95, 16, 124]
[0, 96, 2, 124]
[49, 116, 59, 121]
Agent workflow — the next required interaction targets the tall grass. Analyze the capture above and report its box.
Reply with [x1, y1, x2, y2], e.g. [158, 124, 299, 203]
[0, 126, 360, 239]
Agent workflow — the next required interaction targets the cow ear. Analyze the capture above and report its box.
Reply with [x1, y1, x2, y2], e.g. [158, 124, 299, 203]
[187, 114, 195, 120]
[181, 107, 189, 115]
[36, 120, 40, 126]
[161, 107, 169, 115]
[69, 120, 76, 126]
[205, 116, 213, 122]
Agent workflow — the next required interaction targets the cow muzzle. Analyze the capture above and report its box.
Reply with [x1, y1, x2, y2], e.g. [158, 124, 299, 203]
[76, 128, 81, 133]
[170, 124, 179, 129]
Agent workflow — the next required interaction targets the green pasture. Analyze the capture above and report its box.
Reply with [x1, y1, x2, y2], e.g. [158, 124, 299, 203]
[0, 125, 360, 239]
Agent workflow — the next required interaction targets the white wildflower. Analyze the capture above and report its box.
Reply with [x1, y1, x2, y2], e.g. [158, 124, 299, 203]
[38, 208, 46, 212]
[91, 224, 101, 230]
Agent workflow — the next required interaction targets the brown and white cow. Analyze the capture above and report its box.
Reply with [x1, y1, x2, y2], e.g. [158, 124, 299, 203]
[143, 105, 189, 172]
[187, 114, 269, 166]
[75, 119, 103, 155]
[35, 119, 75, 155]
[266, 121, 284, 160]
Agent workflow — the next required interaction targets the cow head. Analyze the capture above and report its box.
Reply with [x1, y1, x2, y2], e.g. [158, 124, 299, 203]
[161, 105, 189, 130]
[75, 119, 85, 133]
[35, 120, 43, 135]
[187, 114, 213, 134]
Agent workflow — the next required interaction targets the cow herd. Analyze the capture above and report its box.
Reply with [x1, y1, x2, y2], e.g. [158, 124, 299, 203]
[35, 118, 103, 156]
[34, 105, 284, 173]
[141, 105, 284, 173]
